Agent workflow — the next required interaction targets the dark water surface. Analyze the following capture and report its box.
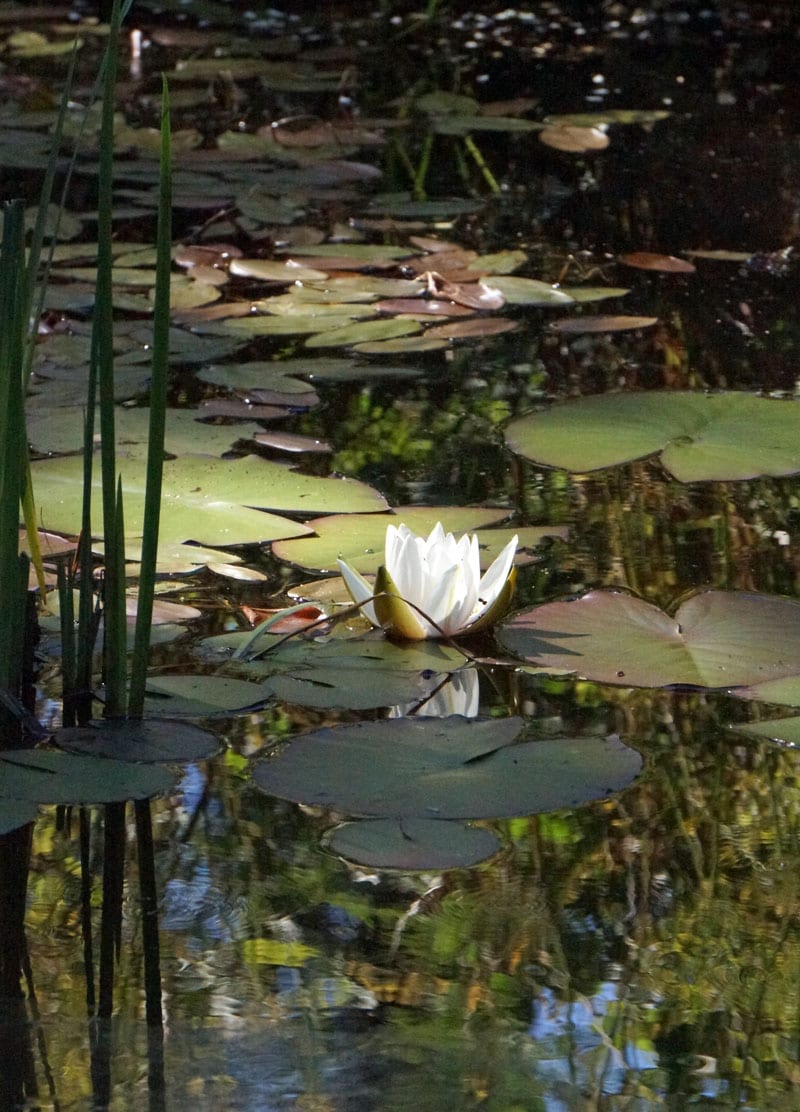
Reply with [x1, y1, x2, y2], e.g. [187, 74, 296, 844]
[4, 1, 800, 1108]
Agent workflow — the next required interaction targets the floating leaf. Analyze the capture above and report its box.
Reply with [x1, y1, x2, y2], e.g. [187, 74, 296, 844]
[487, 276, 573, 306]
[145, 675, 272, 716]
[619, 252, 696, 273]
[559, 286, 630, 303]
[730, 718, 800, 747]
[352, 336, 448, 353]
[504, 391, 800, 481]
[272, 506, 511, 573]
[0, 750, 175, 804]
[229, 258, 329, 282]
[424, 317, 517, 340]
[498, 589, 800, 689]
[434, 116, 542, 135]
[252, 717, 641, 818]
[0, 799, 38, 835]
[54, 720, 220, 762]
[549, 315, 658, 333]
[30, 453, 385, 556]
[540, 126, 609, 152]
[305, 317, 421, 348]
[326, 818, 500, 869]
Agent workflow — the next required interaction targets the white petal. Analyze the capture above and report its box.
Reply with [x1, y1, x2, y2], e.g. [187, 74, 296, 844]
[337, 558, 378, 626]
[471, 535, 518, 623]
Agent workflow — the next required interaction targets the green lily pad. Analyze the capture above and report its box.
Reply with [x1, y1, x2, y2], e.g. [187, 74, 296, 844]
[271, 507, 512, 573]
[252, 716, 641, 818]
[53, 719, 220, 762]
[326, 818, 500, 869]
[504, 392, 800, 481]
[730, 718, 800, 748]
[305, 317, 422, 348]
[498, 589, 800, 689]
[0, 799, 38, 834]
[486, 277, 574, 306]
[29, 454, 385, 556]
[559, 286, 630, 303]
[0, 750, 175, 804]
[434, 116, 542, 135]
[736, 676, 800, 706]
[27, 405, 264, 457]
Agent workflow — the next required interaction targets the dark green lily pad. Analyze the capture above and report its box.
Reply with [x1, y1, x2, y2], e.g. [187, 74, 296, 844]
[0, 799, 38, 834]
[144, 675, 273, 716]
[0, 750, 175, 804]
[252, 716, 641, 818]
[498, 589, 800, 689]
[54, 719, 220, 762]
[504, 392, 800, 482]
[326, 818, 500, 869]
[198, 635, 468, 710]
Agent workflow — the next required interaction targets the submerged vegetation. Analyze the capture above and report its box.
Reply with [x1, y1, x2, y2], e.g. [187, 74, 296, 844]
[2, 0, 800, 1107]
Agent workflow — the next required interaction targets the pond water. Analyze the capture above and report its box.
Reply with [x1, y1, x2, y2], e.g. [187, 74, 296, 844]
[3, 1, 800, 1109]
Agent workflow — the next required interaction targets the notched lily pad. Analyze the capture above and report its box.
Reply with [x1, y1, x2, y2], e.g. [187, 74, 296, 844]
[252, 716, 641, 818]
[504, 391, 800, 482]
[498, 588, 800, 689]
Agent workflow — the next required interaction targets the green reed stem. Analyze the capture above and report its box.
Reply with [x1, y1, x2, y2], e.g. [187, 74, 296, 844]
[128, 77, 172, 719]
[94, 0, 127, 717]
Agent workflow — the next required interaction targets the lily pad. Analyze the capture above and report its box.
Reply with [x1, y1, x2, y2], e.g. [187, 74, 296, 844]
[504, 391, 800, 482]
[53, 719, 220, 762]
[326, 818, 500, 869]
[486, 277, 574, 306]
[272, 507, 512, 574]
[730, 718, 800, 748]
[29, 454, 385, 556]
[305, 318, 422, 348]
[144, 675, 273, 716]
[498, 589, 800, 689]
[252, 716, 641, 818]
[0, 799, 38, 835]
[0, 750, 175, 804]
[198, 635, 469, 710]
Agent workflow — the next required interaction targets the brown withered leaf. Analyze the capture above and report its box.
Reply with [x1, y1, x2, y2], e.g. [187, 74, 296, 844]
[540, 125, 609, 152]
[424, 317, 517, 339]
[619, 252, 696, 273]
[550, 315, 658, 333]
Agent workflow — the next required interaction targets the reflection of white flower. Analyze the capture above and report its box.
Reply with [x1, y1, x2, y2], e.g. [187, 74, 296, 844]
[338, 522, 517, 641]
[390, 668, 480, 719]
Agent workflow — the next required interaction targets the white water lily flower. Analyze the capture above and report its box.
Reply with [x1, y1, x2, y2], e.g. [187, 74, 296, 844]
[337, 522, 518, 640]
